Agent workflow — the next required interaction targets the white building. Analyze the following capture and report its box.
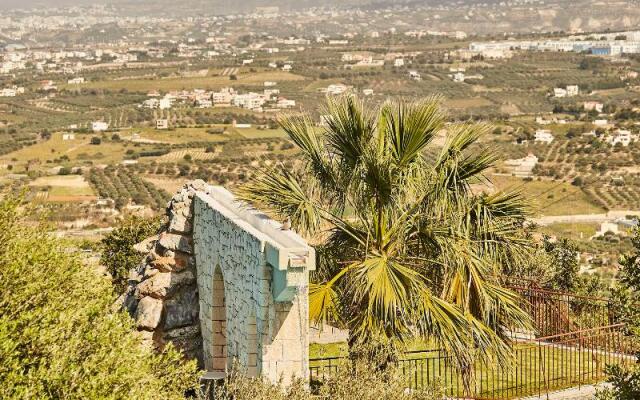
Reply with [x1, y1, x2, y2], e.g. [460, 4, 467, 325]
[67, 77, 85, 85]
[233, 93, 266, 110]
[566, 85, 579, 97]
[504, 153, 538, 177]
[534, 129, 555, 144]
[608, 129, 634, 147]
[452, 72, 465, 82]
[553, 88, 568, 98]
[326, 84, 350, 95]
[159, 97, 173, 110]
[92, 121, 109, 132]
[394, 58, 405, 67]
[62, 133, 76, 141]
[276, 98, 296, 109]
[583, 101, 604, 113]
[212, 88, 235, 105]
[593, 222, 619, 238]
[409, 70, 422, 81]
[156, 119, 169, 130]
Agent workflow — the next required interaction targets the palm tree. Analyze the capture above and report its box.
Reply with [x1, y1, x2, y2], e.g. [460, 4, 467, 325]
[239, 95, 532, 378]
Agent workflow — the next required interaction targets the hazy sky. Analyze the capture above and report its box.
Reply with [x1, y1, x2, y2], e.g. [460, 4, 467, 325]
[0, 0, 109, 9]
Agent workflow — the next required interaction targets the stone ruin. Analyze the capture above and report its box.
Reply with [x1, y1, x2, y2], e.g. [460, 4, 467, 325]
[122, 180, 315, 382]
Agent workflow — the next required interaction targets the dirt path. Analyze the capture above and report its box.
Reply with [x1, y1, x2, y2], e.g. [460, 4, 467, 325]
[518, 382, 610, 399]
[532, 210, 640, 226]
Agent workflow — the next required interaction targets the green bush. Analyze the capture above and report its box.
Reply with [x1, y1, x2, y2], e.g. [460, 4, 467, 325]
[211, 357, 443, 400]
[595, 362, 640, 400]
[0, 196, 199, 399]
[100, 215, 163, 293]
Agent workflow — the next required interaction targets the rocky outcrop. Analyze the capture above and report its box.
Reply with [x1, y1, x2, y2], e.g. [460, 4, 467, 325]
[122, 180, 207, 365]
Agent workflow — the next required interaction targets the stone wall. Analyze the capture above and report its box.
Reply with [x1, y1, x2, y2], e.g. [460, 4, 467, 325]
[123, 180, 313, 383]
[192, 186, 312, 382]
[122, 181, 204, 363]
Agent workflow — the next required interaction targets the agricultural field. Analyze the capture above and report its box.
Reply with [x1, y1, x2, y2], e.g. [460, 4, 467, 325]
[487, 175, 605, 216]
[63, 70, 307, 92]
[28, 175, 96, 202]
[87, 166, 171, 210]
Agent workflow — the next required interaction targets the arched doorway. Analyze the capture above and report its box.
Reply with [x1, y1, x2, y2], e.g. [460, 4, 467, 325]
[211, 266, 227, 372]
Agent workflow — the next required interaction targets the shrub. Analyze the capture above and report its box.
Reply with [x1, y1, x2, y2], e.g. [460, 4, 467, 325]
[595, 362, 640, 400]
[211, 357, 442, 400]
[0, 196, 199, 399]
[100, 215, 163, 293]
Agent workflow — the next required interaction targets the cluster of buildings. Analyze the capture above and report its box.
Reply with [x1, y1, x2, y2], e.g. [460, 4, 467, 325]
[0, 85, 25, 97]
[141, 85, 296, 113]
[405, 30, 467, 40]
[553, 85, 580, 98]
[470, 31, 640, 56]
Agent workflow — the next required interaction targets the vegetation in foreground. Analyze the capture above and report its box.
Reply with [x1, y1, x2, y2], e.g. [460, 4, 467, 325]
[0, 196, 199, 399]
[596, 227, 640, 400]
[211, 355, 443, 400]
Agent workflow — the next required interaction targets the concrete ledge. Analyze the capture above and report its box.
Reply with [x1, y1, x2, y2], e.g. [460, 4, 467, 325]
[196, 187, 315, 269]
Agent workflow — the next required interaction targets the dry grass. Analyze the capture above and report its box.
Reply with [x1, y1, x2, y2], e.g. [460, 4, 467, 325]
[63, 71, 306, 92]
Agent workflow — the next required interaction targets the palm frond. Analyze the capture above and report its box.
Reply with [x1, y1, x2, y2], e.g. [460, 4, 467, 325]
[237, 166, 322, 234]
[309, 281, 342, 326]
[380, 97, 444, 168]
[278, 112, 336, 187]
[323, 95, 375, 172]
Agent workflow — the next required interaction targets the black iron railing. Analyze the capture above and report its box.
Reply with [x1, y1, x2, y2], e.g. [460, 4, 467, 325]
[309, 324, 636, 399]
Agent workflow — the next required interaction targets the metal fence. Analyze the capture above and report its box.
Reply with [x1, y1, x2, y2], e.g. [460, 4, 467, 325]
[508, 285, 612, 337]
[309, 324, 636, 399]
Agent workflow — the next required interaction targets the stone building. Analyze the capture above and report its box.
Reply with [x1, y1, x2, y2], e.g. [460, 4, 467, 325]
[123, 180, 314, 383]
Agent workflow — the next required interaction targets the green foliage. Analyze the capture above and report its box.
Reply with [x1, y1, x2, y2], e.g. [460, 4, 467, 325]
[87, 166, 171, 210]
[544, 236, 579, 291]
[598, 226, 640, 399]
[101, 215, 162, 292]
[0, 196, 199, 399]
[212, 357, 442, 400]
[596, 362, 640, 400]
[609, 226, 640, 336]
[240, 95, 532, 375]
[619, 226, 640, 292]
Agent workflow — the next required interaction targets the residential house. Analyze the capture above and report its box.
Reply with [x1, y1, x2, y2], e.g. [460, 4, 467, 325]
[607, 129, 634, 147]
[504, 153, 538, 177]
[156, 119, 169, 130]
[92, 121, 109, 132]
[583, 101, 604, 113]
[553, 88, 568, 98]
[534, 129, 554, 144]
[159, 97, 172, 110]
[326, 84, 350, 95]
[276, 98, 296, 109]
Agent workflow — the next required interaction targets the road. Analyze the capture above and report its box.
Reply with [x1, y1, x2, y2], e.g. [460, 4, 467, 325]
[532, 210, 640, 226]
